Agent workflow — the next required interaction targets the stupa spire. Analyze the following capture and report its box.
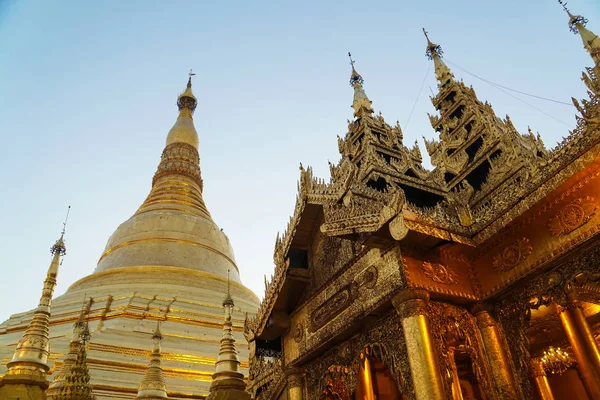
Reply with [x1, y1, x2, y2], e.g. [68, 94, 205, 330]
[423, 28, 454, 86]
[46, 299, 95, 400]
[559, 1, 600, 65]
[135, 321, 168, 399]
[348, 52, 374, 118]
[206, 275, 250, 400]
[2, 206, 70, 388]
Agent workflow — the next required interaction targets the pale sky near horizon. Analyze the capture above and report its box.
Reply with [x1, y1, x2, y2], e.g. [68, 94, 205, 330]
[0, 0, 599, 323]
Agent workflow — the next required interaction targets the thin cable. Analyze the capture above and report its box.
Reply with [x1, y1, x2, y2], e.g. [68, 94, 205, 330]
[445, 59, 573, 128]
[405, 63, 432, 130]
[445, 59, 574, 106]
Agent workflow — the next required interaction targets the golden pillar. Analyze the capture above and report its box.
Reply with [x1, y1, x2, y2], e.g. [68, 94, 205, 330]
[471, 304, 520, 399]
[286, 367, 304, 400]
[558, 292, 600, 399]
[448, 349, 464, 400]
[529, 358, 554, 400]
[360, 352, 376, 400]
[392, 289, 446, 400]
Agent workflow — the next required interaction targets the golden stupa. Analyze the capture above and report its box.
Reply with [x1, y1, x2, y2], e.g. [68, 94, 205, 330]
[0, 74, 260, 399]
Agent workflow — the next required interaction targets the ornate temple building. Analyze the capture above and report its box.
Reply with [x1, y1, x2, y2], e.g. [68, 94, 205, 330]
[0, 76, 260, 399]
[244, 5, 600, 400]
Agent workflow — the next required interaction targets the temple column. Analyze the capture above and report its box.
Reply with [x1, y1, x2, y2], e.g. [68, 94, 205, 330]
[529, 358, 554, 400]
[471, 304, 520, 399]
[448, 349, 464, 400]
[286, 367, 304, 400]
[558, 291, 600, 399]
[392, 289, 446, 400]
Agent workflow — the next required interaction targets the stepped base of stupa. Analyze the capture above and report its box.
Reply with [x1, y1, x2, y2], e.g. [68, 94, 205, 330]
[0, 267, 259, 399]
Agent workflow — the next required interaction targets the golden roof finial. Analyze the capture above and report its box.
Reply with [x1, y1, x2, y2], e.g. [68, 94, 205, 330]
[3, 206, 71, 387]
[206, 280, 250, 400]
[422, 28, 454, 86]
[135, 320, 168, 399]
[558, 1, 599, 64]
[223, 269, 234, 307]
[46, 299, 95, 400]
[347, 52, 373, 118]
[166, 72, 200, 149]
[187, 69, 195, 88]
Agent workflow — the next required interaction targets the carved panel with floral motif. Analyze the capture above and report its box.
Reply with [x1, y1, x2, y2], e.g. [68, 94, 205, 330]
[548, 196, 597, 236]
[492, 237, 532, 273]
[420, 261, 458, 285]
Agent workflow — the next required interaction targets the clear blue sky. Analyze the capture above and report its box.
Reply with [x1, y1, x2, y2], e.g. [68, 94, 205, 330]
[0, 0, 598, 322]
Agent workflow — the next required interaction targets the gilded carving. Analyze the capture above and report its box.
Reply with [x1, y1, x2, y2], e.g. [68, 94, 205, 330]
[492, 237, 532, 273]
[311, 288, 352, 331]
[350, 265, 378, 298]
[548, 196, 597, 236]
[420, 261, 458, 285]
[293, 323, 304, 343]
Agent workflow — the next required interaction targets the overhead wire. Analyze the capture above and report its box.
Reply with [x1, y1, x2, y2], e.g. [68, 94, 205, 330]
[404, 63, 431, 130]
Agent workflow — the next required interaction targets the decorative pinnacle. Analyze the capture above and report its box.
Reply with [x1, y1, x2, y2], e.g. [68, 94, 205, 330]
[348, 52, 364, 86]
[423, 28, 443, 60]
[152, 321, 163, 343]
[223, 269, 234, 307]
[187, 69, 196, 87]
[558, 0, 588, 34]
[177, 70, 198, 113]
[51, 205, 70, 256]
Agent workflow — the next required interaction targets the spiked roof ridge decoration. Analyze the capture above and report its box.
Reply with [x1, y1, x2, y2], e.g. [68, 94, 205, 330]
[423, 28, 454, 86]
[559, 0, 600, 65]
[206, 279, 250, 400]
[46, 298, 95, 400]
[135, 321, 168, 399]
[1, 207, 70, 391]
[348, 52, 374, 118]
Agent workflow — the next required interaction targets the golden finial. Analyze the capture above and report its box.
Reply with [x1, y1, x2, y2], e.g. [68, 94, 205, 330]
[187, 69, 196, 87]
[51, 205, 70, 255]
[4, 206, 73, 384]
[558, 0, 589, 33]
[423, 28, 443, 60]
[177, 70, 198, 113]
[135, 320, 168, 399]
[223, 269, 234, 307]
[348, 52, 364, 86]
[423, 28, 432, 44]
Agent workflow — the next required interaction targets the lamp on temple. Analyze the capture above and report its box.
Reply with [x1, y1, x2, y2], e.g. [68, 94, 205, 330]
[540, 346, 572, 375]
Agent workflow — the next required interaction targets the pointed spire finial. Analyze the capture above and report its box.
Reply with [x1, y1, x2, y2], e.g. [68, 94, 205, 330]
[423, 28, 454, 86]
[135, 320, 167, 399]
[559, 0, 589, 34]
[223, 269, 234, 307]
[4, 208, 71, 384]
[423, 27, 444, 60]
[187, 69, 196, 87]
[177, 71, 198, 113]
[348, 52, 364, 86]
[347, 52, 373, 117]
[46, 301, 95, 400]
[51, 205, 70, 256]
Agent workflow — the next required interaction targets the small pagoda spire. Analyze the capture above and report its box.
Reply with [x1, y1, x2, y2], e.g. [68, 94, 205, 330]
[166, 71, 199, 149]
[206, 271, 250, 400]
[46, 298, 95, 400]
[3, 207, 70, 388]
[135, 321, 168, 399]
[559, 1, 600, 64]
[423, 28, 454, 86]
[348, 52, 374, 118]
